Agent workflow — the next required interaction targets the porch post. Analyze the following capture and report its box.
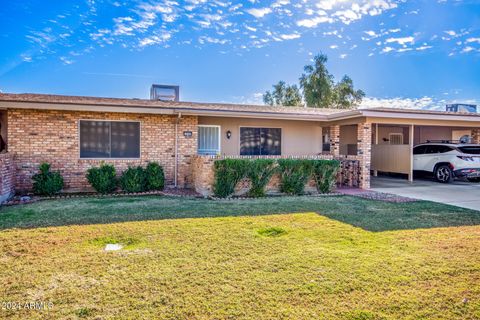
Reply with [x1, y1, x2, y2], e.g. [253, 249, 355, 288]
[357, 122, 372, 189]
[472, 128, 480, 144]
[329, 125, 340, 157]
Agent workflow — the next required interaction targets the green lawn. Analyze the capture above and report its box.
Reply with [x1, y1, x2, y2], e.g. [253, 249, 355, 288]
[0, 196, 479, 319]
[0, 195, 479, 231]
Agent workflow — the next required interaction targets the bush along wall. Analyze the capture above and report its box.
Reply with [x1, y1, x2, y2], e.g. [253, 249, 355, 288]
[277, 159, 313, 195]
[145, 162, 165, 191]
[213, 159, 249, 198]
[32, 163, 64, 196]
[312, 160, 340, 194]
[246, 159, 276, 197]
[119, 162, 165, 193]
[86, 163, 118, 194]
[120, 166, 146, 193]
[212, 158, 341, 198]
[87, 162, 166, 194]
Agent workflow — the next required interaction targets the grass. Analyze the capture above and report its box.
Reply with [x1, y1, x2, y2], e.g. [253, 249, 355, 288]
[0, 195, 479, 231]
[0, 212, 479, 319]
[0, 195, 479, 319]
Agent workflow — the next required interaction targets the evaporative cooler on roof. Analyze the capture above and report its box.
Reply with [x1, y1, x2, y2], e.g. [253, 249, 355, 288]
[150, 84, 180, 102]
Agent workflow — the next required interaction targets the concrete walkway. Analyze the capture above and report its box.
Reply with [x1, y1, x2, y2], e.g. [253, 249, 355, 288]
[370, 176, 480, 211]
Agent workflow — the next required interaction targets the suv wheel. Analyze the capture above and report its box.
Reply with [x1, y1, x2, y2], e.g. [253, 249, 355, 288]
[435, 165, 453, 183]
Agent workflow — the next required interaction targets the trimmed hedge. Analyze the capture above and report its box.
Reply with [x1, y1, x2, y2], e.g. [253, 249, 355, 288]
[86, 163, 118, 194]
[120, 166, 146, 193]
[246, 159, 276, 197]
[213, 159, 249, 198]
[212, 158, 341, 198]
[277, 159, 312, 195]
[32, 163, 64, 196]
[145, 162, 165, 191]
[312, 160, 340, 194]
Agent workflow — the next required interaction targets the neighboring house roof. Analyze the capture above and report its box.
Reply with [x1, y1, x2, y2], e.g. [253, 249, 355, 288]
[1, 93, 480, 122]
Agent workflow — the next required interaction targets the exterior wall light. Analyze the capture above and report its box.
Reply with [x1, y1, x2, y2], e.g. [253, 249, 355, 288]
[226, 130, 232, 139]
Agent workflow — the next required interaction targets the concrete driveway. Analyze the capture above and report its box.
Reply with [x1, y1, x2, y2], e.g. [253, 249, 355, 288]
[371, 176, 480, 211]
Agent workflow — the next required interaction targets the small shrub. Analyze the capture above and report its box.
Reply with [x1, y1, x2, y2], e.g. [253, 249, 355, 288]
[86, 163, 117, 194]
[145, 162, 165, 191]
[120, 166, 146, 193]
[257, 227, 287, 237]
[312, 160, 340, 193]
[213, 159, 249, 198]
[246, 159, 276, 197]
[32, 163, 64, 195]
[277, 159, 312, 195]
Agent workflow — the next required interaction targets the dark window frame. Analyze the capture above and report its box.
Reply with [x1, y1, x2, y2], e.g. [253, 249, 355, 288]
[239, 127, 282, 156]
[79, 120, 141, 159]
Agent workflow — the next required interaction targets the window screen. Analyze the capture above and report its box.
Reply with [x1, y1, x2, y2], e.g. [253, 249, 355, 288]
[240, 128, 281, 155]
[389, 133, 403, 145]
[198, 126, 220, 155]
[80, 120, 140, 158]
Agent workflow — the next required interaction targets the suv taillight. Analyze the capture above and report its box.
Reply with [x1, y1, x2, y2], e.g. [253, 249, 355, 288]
[457, 155, 474, 161]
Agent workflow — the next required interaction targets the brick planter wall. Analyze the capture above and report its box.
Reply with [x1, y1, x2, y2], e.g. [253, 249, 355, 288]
[472, 128, 480, 144]
[0, 153, 15, 202]
[191, 155, 361, 197]
[8, 109, 198, 192]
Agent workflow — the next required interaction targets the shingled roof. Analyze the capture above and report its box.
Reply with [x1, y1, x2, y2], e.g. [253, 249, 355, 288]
[1, 93, 479, 121]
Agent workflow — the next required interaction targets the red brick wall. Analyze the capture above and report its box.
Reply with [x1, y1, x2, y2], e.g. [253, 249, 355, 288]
[7, 109, 197, 192]
[0, 153, 15, 201]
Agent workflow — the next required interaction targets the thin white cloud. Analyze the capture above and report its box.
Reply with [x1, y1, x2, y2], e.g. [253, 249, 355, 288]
[361, 96, 439, 110]
[246, 7, 272, 18]
[279, 33, 301, 40]
[466, 37, 480, 44]
[385, 36, 414, 46]
[297, 16, 332, 28]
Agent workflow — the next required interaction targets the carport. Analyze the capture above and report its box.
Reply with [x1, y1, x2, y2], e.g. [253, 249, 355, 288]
[322, 108, 480, 189]
[365, 109, 480, 183]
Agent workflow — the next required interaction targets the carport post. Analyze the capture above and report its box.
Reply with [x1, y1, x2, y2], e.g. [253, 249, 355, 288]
[409, 124, 414, 182]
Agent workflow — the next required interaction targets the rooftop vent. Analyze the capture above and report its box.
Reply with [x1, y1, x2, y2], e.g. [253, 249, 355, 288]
[150, 84, 179, 102]
[446, 103, 477, 113]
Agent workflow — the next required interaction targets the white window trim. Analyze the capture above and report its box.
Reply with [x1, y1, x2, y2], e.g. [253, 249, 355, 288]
[78, 119, 142, 160]
[198, 125, 221, 155]
[239, 126, 283, 156]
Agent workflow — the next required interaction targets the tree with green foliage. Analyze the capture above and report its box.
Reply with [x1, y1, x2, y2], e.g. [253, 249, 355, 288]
[265, 53, 364, 109]
[299, 54, 334, 108]
[300, 53, 365, 109]
[263, 81, 302, 107]
[331, 75, 365, 109]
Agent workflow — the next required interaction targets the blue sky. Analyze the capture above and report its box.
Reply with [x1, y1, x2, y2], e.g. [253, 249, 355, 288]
[1, 0, 480, 110]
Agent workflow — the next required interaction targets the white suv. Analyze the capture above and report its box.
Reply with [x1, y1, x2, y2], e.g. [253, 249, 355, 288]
[413, 142, 480, 183]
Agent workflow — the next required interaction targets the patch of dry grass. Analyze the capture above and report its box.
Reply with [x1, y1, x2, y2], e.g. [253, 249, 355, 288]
[0, 213, 479, 319]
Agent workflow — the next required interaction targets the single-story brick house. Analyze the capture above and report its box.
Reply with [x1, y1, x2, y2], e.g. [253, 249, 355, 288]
[0, 92, 479, 200]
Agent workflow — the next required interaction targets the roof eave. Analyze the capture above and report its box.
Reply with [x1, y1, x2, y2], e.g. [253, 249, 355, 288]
[361, 110, 480, 122]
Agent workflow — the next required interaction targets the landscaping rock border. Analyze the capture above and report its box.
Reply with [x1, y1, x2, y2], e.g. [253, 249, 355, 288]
[1, 188, 418, 206]
[1, 188, 202, 206]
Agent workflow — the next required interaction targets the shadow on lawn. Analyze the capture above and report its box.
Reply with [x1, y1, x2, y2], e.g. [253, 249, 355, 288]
[0, 195, 479, 232]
